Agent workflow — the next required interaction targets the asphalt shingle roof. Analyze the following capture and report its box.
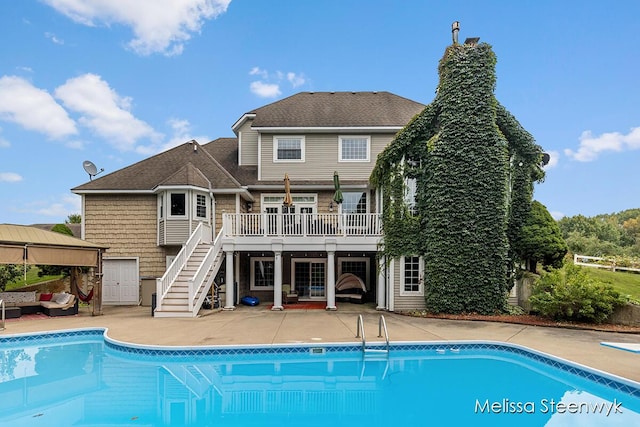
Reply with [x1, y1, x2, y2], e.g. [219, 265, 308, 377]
[248, 91, 425, 128]
[72, 141, 242, 192]
[72, 92, 425, 192]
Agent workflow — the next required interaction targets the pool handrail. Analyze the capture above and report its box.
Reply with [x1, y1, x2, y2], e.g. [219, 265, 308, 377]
[378, 315, 389, 353]
[356, 314, 365, 351]
[0, 298, 5, 331]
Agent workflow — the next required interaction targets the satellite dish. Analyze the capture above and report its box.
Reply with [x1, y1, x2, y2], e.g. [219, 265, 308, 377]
[83, 160, 104, 180]
[541, 153, 551, 167]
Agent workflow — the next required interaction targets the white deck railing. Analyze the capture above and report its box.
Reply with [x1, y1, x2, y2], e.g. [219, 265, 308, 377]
[223, 213, 382, 237]
[156, 222, 212, 311]
[188, 229, 223, 313]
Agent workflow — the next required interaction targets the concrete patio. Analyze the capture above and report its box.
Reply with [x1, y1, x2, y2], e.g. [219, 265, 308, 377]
[1, 302, 639, 383]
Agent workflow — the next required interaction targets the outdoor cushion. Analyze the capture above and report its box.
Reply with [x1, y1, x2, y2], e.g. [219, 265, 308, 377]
[52, 293, 72, 305]
[40, 293, 53, 301]
[0, 291, 36, 303]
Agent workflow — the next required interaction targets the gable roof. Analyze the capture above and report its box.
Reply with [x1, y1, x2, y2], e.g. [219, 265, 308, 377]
[234, 91, 425, 130]
[158, 162, 212, 188]
[72, 140, 244, 194]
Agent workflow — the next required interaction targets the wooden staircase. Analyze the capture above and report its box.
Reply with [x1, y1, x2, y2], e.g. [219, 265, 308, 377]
[155, 224, 224, 318]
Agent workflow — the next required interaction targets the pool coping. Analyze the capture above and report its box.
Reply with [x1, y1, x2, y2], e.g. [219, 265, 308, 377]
[2, 326, 639, 400]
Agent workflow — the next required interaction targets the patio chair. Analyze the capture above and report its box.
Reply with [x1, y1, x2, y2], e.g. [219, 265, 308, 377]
[282, 284, 299, 304]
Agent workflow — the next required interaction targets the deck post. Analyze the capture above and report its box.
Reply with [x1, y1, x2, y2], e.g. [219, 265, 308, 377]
[223, 245, 235, 310]
[326, 241, 337, 310]
[376, 255, 386, 310]
[272, 241, 284, 310]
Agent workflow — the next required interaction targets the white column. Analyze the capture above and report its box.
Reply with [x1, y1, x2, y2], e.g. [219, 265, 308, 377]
[376, 255, 386, 310]
[326, 241, 337, 310]
[272, 241, 283, 310]
[223, 247, 235, 310]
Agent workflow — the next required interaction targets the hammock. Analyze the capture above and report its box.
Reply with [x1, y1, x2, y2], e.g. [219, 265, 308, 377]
[77, 287, 94, 303]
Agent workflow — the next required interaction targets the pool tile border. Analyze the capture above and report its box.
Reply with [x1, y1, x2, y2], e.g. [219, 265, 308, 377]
[2, 328, 638, 399]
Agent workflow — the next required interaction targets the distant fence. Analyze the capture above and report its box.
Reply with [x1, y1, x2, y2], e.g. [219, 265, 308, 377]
[574, 254, 640, 273]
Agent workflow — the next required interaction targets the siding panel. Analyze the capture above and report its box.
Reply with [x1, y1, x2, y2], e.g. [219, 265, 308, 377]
[260, 133, 395, 181]
[239, 121, 259, 166]
[84, 194, 168, 278]
[392, 257, 426, 312]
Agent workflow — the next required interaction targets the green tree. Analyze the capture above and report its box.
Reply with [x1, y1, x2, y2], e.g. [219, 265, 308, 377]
[51, 223, 73, 236]
[514, 201, 567, 272]
[0, 264, 22, 291]
[66, 214, 81, 224]
[558, 209, 640, 257]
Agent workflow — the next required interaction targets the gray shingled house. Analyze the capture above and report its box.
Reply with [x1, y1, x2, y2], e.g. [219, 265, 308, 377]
[72, 92, 425, 317]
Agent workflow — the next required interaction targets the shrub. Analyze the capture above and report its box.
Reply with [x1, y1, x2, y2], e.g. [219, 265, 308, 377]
[529, 264, 625, 323]
[0, 265, 22, 291]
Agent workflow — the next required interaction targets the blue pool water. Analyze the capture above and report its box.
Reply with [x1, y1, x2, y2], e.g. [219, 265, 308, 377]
[0, 329, 638, 426]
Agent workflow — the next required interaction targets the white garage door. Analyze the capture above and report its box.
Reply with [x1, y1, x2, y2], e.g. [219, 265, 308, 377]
[103, 258, 139, 305]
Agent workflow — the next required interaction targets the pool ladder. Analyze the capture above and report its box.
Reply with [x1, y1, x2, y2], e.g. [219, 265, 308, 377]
[356, 314, 390, 355]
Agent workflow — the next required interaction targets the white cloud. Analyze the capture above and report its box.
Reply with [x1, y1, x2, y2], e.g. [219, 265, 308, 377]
[35, 194, 81, 218]
[137, 118, 209, 155]
[43, 0, 231, 56]
[250, 81, 281, 98]
[65, 139, 86, 150]
[0, 172, 22, 182]
[564, 127, 640, 162]
[0, 75, 77, 139]
[45, 32, 64, 44]
[55, 73, 161, 151]
[249, 67, 268, 79]
[249, 68, 308, 98]
[287, 72, 306, 88]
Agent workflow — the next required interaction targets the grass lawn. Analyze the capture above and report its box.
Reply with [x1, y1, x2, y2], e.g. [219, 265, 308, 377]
[583, 267, 640, 302]
[5, 266, 63, 291]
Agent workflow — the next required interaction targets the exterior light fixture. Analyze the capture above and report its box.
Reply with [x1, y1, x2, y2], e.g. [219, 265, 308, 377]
[246, 202, 252, 212]
[329, 201, 334, 212]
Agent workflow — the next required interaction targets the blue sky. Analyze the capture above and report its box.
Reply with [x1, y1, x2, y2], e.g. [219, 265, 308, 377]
[1, 0, 639, 225]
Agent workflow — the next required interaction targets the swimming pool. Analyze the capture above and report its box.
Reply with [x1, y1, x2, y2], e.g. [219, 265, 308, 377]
[1, 328, 638, 426]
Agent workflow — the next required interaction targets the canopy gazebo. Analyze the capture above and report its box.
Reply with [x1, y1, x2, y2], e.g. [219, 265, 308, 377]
[0, 224, 108, 315]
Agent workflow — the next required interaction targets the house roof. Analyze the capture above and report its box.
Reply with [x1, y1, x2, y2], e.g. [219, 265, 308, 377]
[158, 163, 212, 188]
[30, 223, 82, 238]
[73, 92, 424, 195]
[237, 91, 425, 129]
[203, 138, 258, 185]
[72, 140, 244, 193]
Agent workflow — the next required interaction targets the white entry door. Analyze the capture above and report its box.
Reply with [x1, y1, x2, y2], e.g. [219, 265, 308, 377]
[103, 258, 139, 305]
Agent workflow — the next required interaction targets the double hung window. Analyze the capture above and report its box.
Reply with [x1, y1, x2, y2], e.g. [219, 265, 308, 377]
[339, 136, 370, 162]
[274, 136, 305, 162]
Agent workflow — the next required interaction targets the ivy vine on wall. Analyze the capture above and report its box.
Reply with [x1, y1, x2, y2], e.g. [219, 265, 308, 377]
[371, 42, 545, 314]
